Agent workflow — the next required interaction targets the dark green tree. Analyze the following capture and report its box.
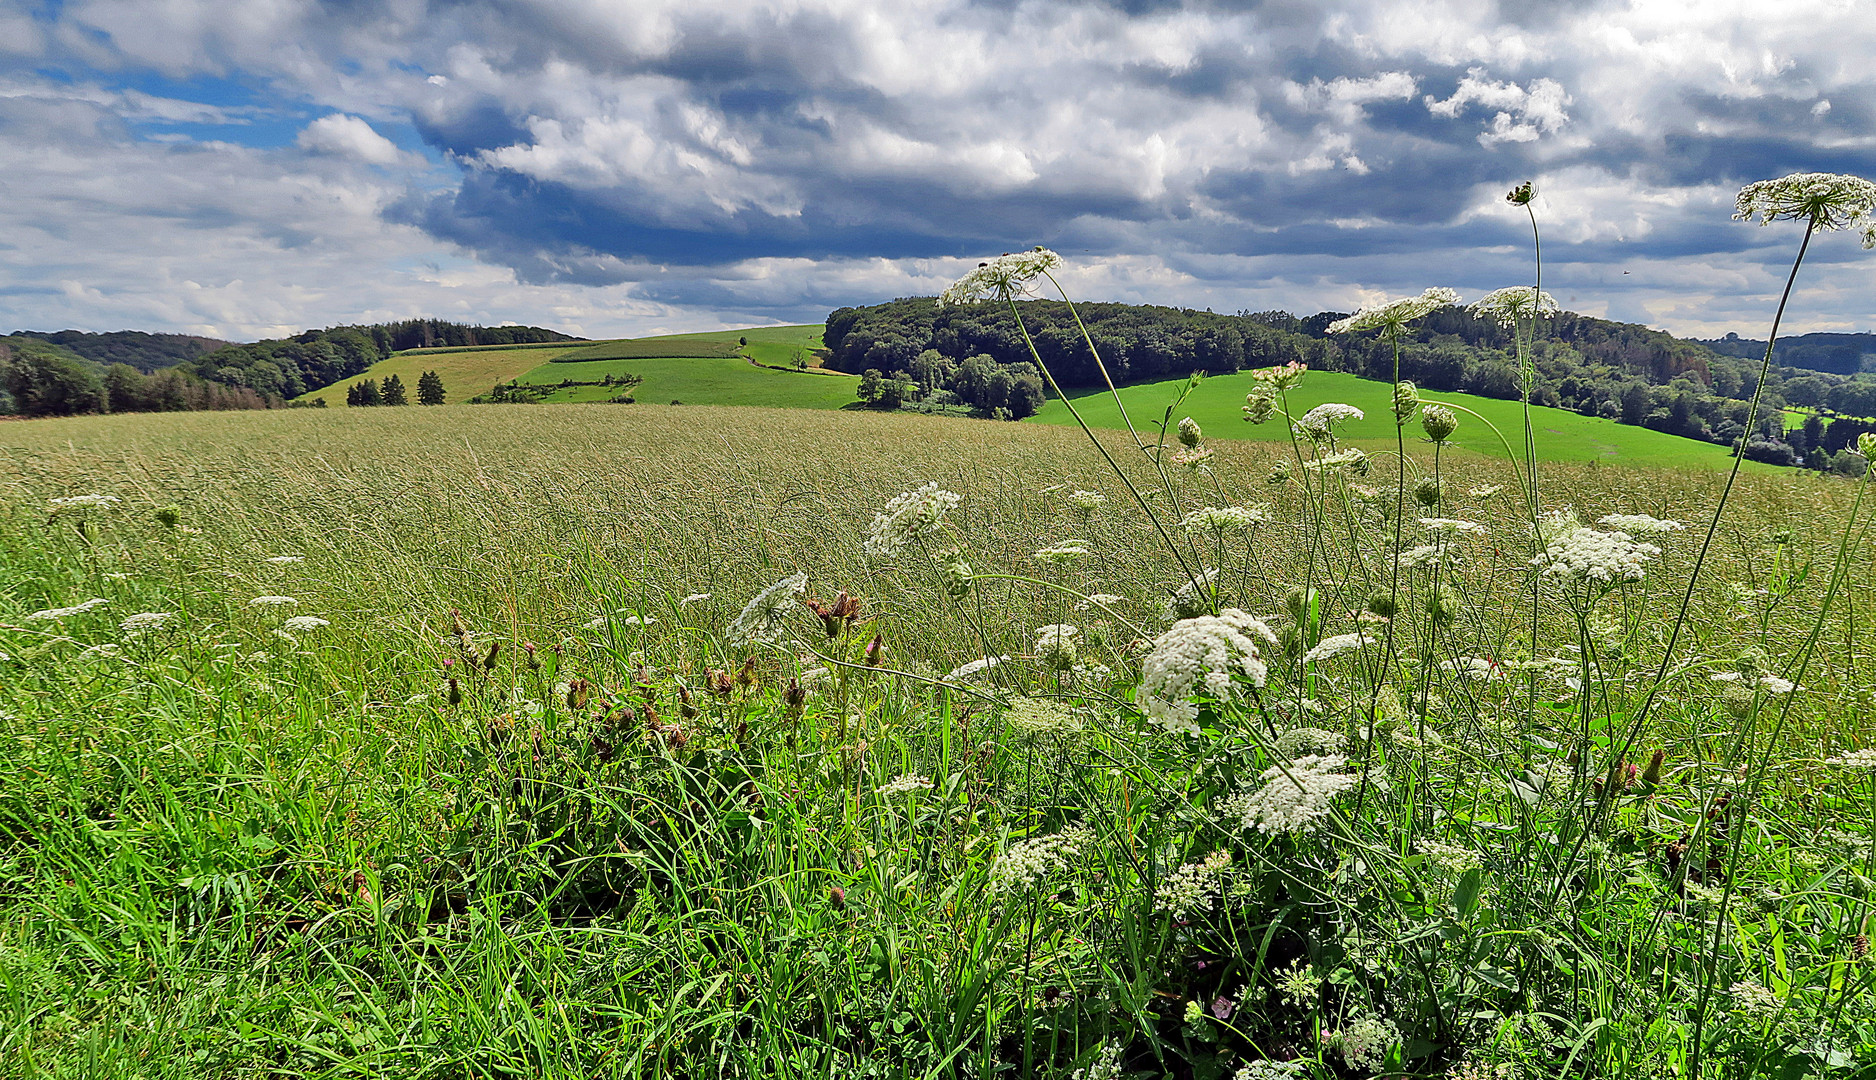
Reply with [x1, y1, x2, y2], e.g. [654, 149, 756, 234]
[417, 370, 446, 405]
[382, 373, 409, 406]
[857, 368, 884, 405]
[351, 378, 382, 407]
[3, 346, 106, 416]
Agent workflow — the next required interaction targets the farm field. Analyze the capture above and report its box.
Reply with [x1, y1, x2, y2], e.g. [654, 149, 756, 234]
[2, 402, 1873, 1077]
[1034, 369, 1753, 470]
[513, 355, 856, 408]
[299, 325, 833, 408]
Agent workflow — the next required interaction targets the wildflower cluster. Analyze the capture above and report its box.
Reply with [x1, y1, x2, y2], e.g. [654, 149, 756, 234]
[875, 774, 935, 797]
[1035, 623, 1080, 668]
[1180, 504, 1269, 536]
[1532, 518, 1662, 585]
[1326, 288, 1461, 335]
[24, 598, 109, 620]
[728, 572, 808, 641]
[1225, 755, 1363, 835]
[1469, 286, 1560, 329]
[1331, 1015, 1401, 1071]
[988, 825, 1090, 893]
[937, 247, 1064, 305]
[1294, 403, 1363, 442]
[1154, 850, 1231, 919]
[1138, 610, 1279, 735]
[1734, 172, 1876, 245]
[864, 482, 962, 557]
[1302, 632, 1373, 664]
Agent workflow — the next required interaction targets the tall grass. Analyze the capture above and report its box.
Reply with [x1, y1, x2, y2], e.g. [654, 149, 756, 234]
[5, 172, 1876, 1079]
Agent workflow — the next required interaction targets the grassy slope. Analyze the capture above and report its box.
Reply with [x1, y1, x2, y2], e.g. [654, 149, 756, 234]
[515, 355, 857, 409]
[299, 342, 600, 407]
[1032, 369, 1752, 470]
[299, 325, 830, 408]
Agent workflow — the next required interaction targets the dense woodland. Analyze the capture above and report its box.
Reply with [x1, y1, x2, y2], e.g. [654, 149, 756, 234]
[825, 296, 1876, 470]
[0, 321, 573, 417]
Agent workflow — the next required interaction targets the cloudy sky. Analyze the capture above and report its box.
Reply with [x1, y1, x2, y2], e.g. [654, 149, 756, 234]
[2, 0, 1873, 342]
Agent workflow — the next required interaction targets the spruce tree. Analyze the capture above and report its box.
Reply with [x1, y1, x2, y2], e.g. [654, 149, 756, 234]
[417, 370, 446, 405]
[356, 378, 382, 406]
[382, 373, 408, 406]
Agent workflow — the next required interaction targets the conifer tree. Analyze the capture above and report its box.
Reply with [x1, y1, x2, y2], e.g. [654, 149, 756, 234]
[382, 373, 408, 406]
[417, 370, 446, 405]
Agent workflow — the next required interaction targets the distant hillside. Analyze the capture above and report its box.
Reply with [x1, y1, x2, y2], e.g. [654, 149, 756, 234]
[1695, 331, 1876, 376]
[6, 329, 228, 372]
[188, 320, 581, 400]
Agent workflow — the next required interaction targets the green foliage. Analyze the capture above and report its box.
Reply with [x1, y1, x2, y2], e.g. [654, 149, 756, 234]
[5, 328, 228, 372]
[417, 369, 446, 405]
[553, 338, 743, 362]
[381, 373, 409, 406]
[0, 338, 105, 416]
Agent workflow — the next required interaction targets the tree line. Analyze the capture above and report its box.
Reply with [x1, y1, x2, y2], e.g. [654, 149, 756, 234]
[0, 338, 271, 417]
[183, 320, 576, 401]
[342, 372, 446, 407]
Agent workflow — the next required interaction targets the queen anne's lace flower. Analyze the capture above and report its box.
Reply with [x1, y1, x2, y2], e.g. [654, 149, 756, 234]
[1302, 632, 1374, 664]
[988, 824, 1090, 893]
[1226, 755, 1363, 834]
[1470, 286, 1560, 328]
[1420, 517, 1486, 537]
[1181, 505, 1270, 535]
[1532, 524, 1661, 584]
[24, 598, 109, 620]
[1155, 850, 1231, 918]
[1826, 748, 1876, 769]
[1139, 610, 1279, 734]
[938, 247, 1065, 305]
[1302, 447, 1368, 474]
[1735, 172, 1876, 246]
[1004, 696, 1085, 742]
[1162, 569, 1221, 621]
[1034, 539, 1091, 564]
[1326, 288, 1461, 335]
[943, 655, 1009, 682]
[865, 482, 962, 557]
[875, 774, 935, 797]
[281, 615, 330, 633]
[1065, 490, 1107, 520]
[266, 555, 305, 565]
[1035, 623, 1080, 668]
[249, 595, 297, 607]
[48, 494, 121, 512]
[1332, 1015, 1402, 1071]
[728, 572, 808, 641]
[1295, 403, 1364, 440]
[119, 611, 174, 632]
[1597, 514, 1685, 535]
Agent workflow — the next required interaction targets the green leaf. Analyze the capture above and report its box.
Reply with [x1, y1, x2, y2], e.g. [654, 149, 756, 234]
[1453, 867, 1482, 919]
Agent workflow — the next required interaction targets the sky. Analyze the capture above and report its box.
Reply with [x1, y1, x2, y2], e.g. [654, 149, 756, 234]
[1, 0, 1873, 343]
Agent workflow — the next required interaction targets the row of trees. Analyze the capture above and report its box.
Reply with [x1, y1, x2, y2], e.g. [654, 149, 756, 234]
[1, 339, 271, 416]
[343, 372, 446, 406]
[186, 321, 575, 401]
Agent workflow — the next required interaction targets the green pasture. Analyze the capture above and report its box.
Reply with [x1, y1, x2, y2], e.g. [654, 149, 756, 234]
[514, 355, 857, 409]
[1032, 369, 1753, 470]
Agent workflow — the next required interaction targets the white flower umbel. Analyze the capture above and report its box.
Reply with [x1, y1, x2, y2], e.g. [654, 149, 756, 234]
[1735, 172, 1876, 246]
[1326, 288, 1462, 335]
[1470, 286, 1560, 329]
[281, 615, 330, 633]
[1597, 513, 1685, 535]
[1004, 696, 1085, 742]
[1138, 609, 1279, 735]
[24, 598, 109, 620]
[119, 611, 174, 633]
[728, 572, 808, 641]
[1035, 623, 1081, 668]
[1302, 632, 1374, 664]
[249, 595, 297, 607]
[1708, 671, 1798, 694]
[1076, 593, 1125, 612]
[1301, 447, 1368, 473]
[1033, 539, 1092, 565]
[680, 593, 712, 605]
[1162, 569, 1221, 622]
[943, 655, 1010, 682]
[1181, 505, 1270, 536]
[1231, 755, 1362, 835]
[1439, 656, 1501, 681]
[988, 824, 1090, 893]
[1155, 850, 1231, 919]
[1294, 403, 1364, 441]
[938, 247, 1065, 306]
[1826, 748, 1876, 769]
[1419, 517, 1486, 537]
[1332, 1015, 1402, 1072]
[48, 494, 121, 513]
[1532, 524, 1661, 585]
[1073, 1042, 1126, 1080]
[864, 482, 962, 557]
[1065, 489, 1107, 521]
[875, 774, 935, 797]
[265, 555, 305, 565]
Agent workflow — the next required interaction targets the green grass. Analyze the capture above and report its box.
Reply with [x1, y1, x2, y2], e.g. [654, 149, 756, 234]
[297, 342, 603, 407]
[553, 339, 742, 361]
[1032, 368, 1755, 470]
[1, 404, 1872, 1077]
[514, 355, 857, 409]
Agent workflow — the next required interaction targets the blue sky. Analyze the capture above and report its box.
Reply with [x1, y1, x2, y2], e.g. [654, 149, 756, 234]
[1, 0, 1873, 342]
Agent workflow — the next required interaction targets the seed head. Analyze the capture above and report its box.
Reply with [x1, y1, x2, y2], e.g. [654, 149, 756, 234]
[1392, 381, 1420, 425]
[1507, 180, 1536, 206]
[1414, 477, 1442, 508]
[1177, 416, 1203, 448]
[1421, 403, 1458, 442]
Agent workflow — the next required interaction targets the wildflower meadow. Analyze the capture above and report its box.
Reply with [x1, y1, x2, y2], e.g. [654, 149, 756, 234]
[5, 175, 1876, 1080]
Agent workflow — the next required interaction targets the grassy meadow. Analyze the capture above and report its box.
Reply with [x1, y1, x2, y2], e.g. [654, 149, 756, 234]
[3, 392, 1875, 1078]
[1035, 371, 1755, 471]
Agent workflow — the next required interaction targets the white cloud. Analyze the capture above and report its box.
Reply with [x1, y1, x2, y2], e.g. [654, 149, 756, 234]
[297, 114, 404, 166]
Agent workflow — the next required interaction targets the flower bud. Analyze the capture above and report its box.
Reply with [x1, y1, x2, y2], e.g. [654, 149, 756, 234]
[1177, 416, 1202, 448]
[1507, 181, 1536, 206]
[1366, 591, 1398, 619]
[1421, 404, 1458, 443]
[1392, 381, 1420, 425]
[1858, 432, 1876, 460]
[1414, 477, 1442, 508]
[1242, 391, 1276, 425]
